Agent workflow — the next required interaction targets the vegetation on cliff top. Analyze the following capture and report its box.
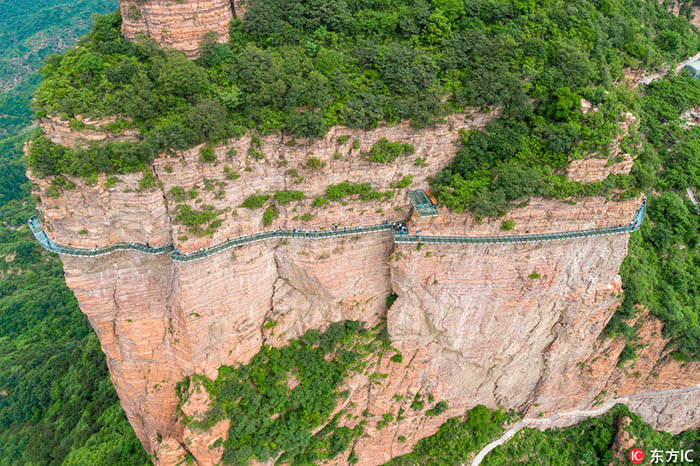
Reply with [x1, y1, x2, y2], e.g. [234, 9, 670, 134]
[28, 0, 699, 182]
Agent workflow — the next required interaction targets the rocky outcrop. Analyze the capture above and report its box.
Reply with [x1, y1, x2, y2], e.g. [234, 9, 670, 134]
[610, 416, 636, 465]
[39, 115, 139, 149]
[33, 111, 496, 253]
[567, 111, 636, 183]
[119, 0, 234, 58]
[567, 155, 634, 183]
[30, 171, 170, 248]
[411, 196, 641, 236]
[30, 112, 700, 465]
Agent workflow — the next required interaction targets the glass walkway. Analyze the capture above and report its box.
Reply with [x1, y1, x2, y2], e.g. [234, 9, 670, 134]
[394, 200, 646, 244]
[407, 190, 439, 217]
[27, 217, 174, 257]
[27, 198, 645, 261]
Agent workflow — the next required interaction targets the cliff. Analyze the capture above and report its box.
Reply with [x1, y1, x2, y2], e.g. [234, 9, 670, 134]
[119, 0, 237, 58]
[32, 111, 496, 252]
[28, 112, 700, 466]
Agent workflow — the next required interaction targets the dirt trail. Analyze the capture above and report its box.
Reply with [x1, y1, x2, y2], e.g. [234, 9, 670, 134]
[638, 52, 700, 85]
[469, 384, 700, 466]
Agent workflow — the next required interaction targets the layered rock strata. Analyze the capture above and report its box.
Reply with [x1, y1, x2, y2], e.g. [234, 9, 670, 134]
[119, 0, 235, 58]
[32, 111, 496, 252]
[39, 115, 139, 148]
[30, 115, 700, 465]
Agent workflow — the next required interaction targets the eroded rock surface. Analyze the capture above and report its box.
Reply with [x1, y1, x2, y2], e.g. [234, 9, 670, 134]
[30, 115, 700, 465]
[119, 0, 234, 58]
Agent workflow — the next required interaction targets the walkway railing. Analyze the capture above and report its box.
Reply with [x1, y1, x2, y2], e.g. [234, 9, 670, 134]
[394, 201, 645, 245]
[27, 217, 394, 262]
[167, 224, 394, 262]
[27, 217, 174, 257]
[27, 199, 645, 261]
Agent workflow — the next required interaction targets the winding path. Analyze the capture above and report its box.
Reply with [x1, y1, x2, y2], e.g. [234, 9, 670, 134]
[470, 383, 700, 466]
[638, 51, 700, 85]
[27, 200, 646, 262]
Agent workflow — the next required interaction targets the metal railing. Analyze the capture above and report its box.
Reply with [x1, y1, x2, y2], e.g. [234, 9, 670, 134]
[27, 199, 646, 260]
[27, 217, 173, 257]
[394, 200, 646, 244]
[167, 224, 394, 262]
[27, 217, 394, 262]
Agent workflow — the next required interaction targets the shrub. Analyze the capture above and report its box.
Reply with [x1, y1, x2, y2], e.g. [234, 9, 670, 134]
[364, 139, 415, 163]
[248, 148, 265, 160]
[263, 205, 279, 225]
[138, 172, 158, 191]
[199, 146, 216, 163]
[273, 190, 305, 205]
[224, 166, 240, 180]
[410, 394, 424, 411]
[323, 181, 391, 202]
[241, 194, 270, 209]
[306, 157, 326, 170]
[500, 220, 515, 231]
[175, 205, 222, 236]
[171, 186, 186, 202]
[426, 401, 448, 417]
[391, 175, 413, 189]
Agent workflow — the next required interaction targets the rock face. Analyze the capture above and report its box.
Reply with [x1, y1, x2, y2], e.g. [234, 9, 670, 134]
[39, 115, 139, 149]
[29, 114, 700, 465]
[119, 0, 235, 58]
[33, 111, 496, 253]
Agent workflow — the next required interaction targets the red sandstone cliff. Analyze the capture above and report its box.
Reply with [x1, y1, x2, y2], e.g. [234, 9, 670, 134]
[119, 0, 238, 58]
[28, 112, 700, 465]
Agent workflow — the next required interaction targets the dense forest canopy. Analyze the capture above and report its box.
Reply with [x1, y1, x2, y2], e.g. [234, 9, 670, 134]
[610, 73, 700, 361]
[0, 0, 117, 139]
[0, 0, 147, 464]
[29, 0, 699, 181]
[4, 0, 700, 463]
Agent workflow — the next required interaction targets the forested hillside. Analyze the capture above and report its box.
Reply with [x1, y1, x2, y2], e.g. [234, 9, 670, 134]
[3, 0, 700, 464]
[384, 404, 699, 465]
[0, 1, 149, 464]
[0, 0, 117, 138]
